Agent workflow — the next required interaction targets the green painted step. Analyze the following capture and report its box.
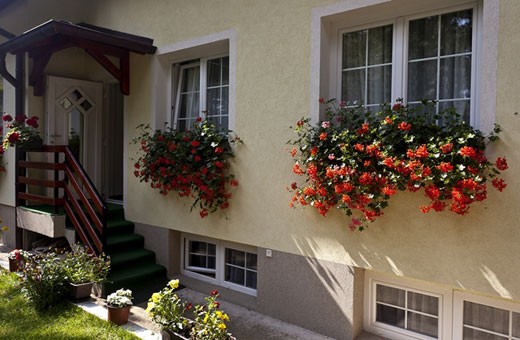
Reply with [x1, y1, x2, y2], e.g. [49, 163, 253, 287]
[109, 248, 156, 269]
[105, 219, 135, 235]
[105, 233, 144, 252]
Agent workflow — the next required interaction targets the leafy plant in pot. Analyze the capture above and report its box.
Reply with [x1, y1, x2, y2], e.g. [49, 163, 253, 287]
[107, 288, 133, 325]
[7, 249, 31, 272]
[62, 244, 110, 300]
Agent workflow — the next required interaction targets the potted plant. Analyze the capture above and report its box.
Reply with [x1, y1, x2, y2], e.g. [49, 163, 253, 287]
[7, 249, 31, 272]
[106, 288, 133, 325]
[2, 114, 43, 151]
[146, 280, 234, 340]
[63, 244, 111, 300]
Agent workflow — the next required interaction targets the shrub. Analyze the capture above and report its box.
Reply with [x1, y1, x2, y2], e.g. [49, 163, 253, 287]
[62, 244, 110, 284]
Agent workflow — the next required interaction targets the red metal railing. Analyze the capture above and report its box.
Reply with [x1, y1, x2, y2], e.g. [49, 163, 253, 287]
[16, 145, 107, 254]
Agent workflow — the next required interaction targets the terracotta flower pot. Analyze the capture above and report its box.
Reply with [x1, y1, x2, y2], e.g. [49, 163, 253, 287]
[107, 305, 131, 325]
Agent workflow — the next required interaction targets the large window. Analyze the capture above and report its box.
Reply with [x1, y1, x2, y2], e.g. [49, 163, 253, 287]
[174, 56, 229, 131]
[340, 6, 475, 123]
[182, 234, 257, 295]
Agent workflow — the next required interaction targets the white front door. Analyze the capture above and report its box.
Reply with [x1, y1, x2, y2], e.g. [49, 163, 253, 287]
[46, 76, 103, 189]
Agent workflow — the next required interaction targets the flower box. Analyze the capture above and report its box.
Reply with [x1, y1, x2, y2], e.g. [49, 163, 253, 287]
[68, 282, 94, 301]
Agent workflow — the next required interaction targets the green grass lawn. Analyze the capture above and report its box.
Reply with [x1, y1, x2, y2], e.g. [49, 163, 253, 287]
[0, 268, 141, 340]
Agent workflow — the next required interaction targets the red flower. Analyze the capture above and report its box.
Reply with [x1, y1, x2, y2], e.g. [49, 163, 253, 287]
[319, 132, 328, 141]
[440, 143, 453, 154]
[215, 146, 224, 154]
[382, 186, 396, 196]
[230, 179, 239, 187]
[354, 143, 364, 152]
[191, 140, 201, 147]
[398, 122, 411, 131]
[392, 103, 403, 111]
[436, 162, 454, 173]
[496, 157, 508, 171]
[492, 178, 507, 192]
[290, 148, 297, 157]
[196, 117, 202, 122]
[424, 185, 440, 200]
[215, 161, 224, 168]
[384, 116, 393, 124]
[2, 114, 12, 122]
[291, 182, 298, 190]
[303, 187, 316, 196]
[210, 290, 219, 296]
[296, 120, 305, 127]
[7, 132, 19, 143]
[357, 123, 369, 135]
[359, 172, 373, 185]
[199, 209, 209, 218]
[15, 115, 26, 123]
[459, 146, 476, 158]
[319, 97, 325, 104]
[415, 144, 428, 158]
[194, 155, 201, 162]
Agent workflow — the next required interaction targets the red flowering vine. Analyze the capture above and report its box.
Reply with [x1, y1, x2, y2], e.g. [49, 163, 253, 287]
[132, 119, 241, 217]
[288, 99, 508, 231]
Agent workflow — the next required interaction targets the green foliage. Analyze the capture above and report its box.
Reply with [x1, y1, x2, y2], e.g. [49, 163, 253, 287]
[288, 99, 508, 231]
[62, 244, 110, 284]
[0, 268, 140, 340]
[146, 279, 189, 333]
[132, 118, 241, 218]
[191, 292, 231, 340]
[20, 251, 69, 310]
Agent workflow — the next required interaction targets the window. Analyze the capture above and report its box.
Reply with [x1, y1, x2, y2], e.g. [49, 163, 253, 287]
[339, 5, 476, 123]
[365, 271, 452, 340]
[174, 56, 229, 131]
[454, 292, 520, 339]
[181, 234, 257, 295]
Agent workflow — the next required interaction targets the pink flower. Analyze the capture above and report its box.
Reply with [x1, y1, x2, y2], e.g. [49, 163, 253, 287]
[321, 121, 330, 129]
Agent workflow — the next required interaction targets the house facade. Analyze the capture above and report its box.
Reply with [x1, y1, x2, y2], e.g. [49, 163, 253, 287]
[1, 0, 519, 339]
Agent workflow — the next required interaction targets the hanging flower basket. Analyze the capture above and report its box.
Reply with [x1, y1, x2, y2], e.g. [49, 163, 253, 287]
[2, 114, 42, 151]
[288, 99, 509, 231]
[132, 118, 241, 218]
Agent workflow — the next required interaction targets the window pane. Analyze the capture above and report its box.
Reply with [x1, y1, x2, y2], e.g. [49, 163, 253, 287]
[439, 56, 471, 100]
[439, 100, 470, 124]
[190, 241, 206, 254]
[343, 30, 366, 68]
[367, 65, 391, 105]
[376, 285, 405, 307]
[407, 291, 438, 316]
[342, 69, 365, 105]
[512, 312, 520, 338]
[226, 249, 245, 267]
[179, 93, 200, 120]
[189, 254, 207, 268]
[368, 25, 392, 65]
[408, 60, 437, 101]
[208, 243, 216, 256]
[207, 58, 222, 88]
[408, 312, 438, 338]
[246, 253, 257, 270]
[409, 15, 438, 60]
[222, 56, 229, 85]
[207, 255, 216, 269]
[246, 271, 257, 289]
[376, 304, 405, 328]
[463, 328, 508, 340]
[225, 266, 245, 285]
[463, 301, 510, 335]
[182, 66, 200, 92]
[441, 9, 473, 56]
[221, 87, 229, 116]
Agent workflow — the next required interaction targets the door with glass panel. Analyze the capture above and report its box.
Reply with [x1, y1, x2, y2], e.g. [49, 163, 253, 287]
[46, 76, 103, 189]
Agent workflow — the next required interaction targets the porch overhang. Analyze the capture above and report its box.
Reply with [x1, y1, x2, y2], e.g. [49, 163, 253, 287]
[0, 19, 157, 95]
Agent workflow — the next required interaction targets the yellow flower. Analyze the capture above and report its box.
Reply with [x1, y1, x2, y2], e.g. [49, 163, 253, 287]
[221, 313, 230, 322]
[1, 226, 8, 232]
[203, 314, 209, 324]
[218, 323, 227, 330]
[168, 279, 180, 289]
[145, 302, 154, 314]
[151, 292, 161, 303]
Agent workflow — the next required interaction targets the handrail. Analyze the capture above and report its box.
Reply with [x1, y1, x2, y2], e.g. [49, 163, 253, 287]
[16, 145, 107, 255]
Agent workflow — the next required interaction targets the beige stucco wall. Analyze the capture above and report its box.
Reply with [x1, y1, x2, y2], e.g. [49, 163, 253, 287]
[1, 0, 520, 304]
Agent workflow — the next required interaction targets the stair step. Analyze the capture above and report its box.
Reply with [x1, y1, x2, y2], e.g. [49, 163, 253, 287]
[109, 248, 156, 269]
[105, 219, 135, 235]
[105, 233, 144, 251]
[106, 264, 167, 297]
[106, 203, 125, 219]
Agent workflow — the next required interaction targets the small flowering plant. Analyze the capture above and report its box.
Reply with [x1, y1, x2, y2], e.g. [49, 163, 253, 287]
[288, 99, 509, 231]
[2, 114, 42, 150]
[147, 281, 233, 339]
[107, 288, 133, 308]
[132, 118, 241, 218]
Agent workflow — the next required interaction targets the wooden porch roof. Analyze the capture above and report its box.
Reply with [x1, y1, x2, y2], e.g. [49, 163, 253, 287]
[0, 19, 157, 95]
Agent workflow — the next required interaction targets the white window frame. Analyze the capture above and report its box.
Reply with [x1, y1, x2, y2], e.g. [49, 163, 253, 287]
[173, 54, 230, 131]
[453, 291, 520, 339]
[336, 3, 479, 124]
[180, 233, 258, 296]
[364, 271, 453, 340]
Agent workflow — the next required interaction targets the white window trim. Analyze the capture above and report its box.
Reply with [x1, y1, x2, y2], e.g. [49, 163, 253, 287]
[172, 54, 229, 130]
[364, 271, 453, 340]
[180, 233, 258, 296]
[453, 291, 520, 339]
[311, 0, 498, 133]
[335, 3, 479, 123]
[151, 29, 236, 131]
